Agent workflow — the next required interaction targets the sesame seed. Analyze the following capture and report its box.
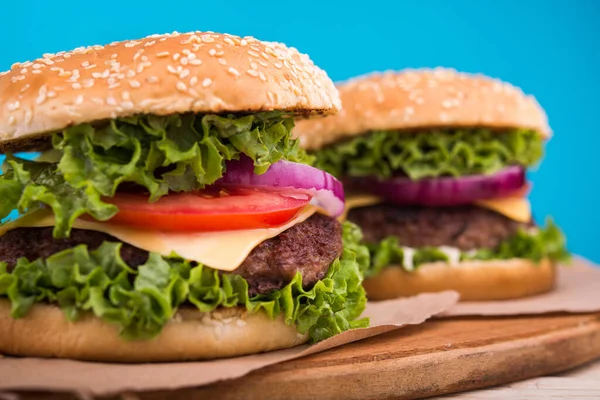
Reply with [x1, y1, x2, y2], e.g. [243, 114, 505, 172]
[173, 53, 180, 61]
[81, 61, 90, 67]
[274, 62, 283, 69]
[258, 60, 268, 68]
[189, 59, 202, 66]
[36, 93, 46, 105]
[127, 70, 136, 78]
[108, 82, 121, 89]
[248, 50, 259, 58]
[92, 97, 104, 105]
[46, 91, 57, 98]
[32, 63, 42, 69]
[122, 91, 131, 100]
[246, 69, 259, 77]
[24, 109, 33, 124]
[266, 91, 276, 104]
[121, 101, 134, 109]
[144, 40, 156, 47]
[218, 58, 227, 65]
[209, 49, 217, 56]
[106, 97, 117, 106]
[181, 57, 189, 65]
[258, 71, 267, 81]
[8, 116, 16, 126]
[147, 76, 159, 83]
[176, 82, 188, 92]
[7, 101, 20, 111]
[201, 35, 215, 43]
[74, 95, 84, 105]
[227, 67, 240, 77]
[240, 39, 248, 46]
[190, 76, 198, 86]
[20, 84, 30, 93]
[92, 72, 102, 79]
[129, 80, 141, 88]
[83, 64, 97, 70]
[167, 65, 177, 74]
[224, 37, 235, 45]
[32, 70, 42, 74]
[133, 49, 144, 61]
[180, 69, 190, 79]
[82, 79, 95, 88]
[250, 62, 258, 70]
[157, 51, 170, 58]
[202, 78, 212, 87]
[442, 99, 454, 108]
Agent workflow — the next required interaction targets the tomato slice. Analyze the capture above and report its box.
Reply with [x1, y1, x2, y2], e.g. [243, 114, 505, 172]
[97, 188, 312, 232]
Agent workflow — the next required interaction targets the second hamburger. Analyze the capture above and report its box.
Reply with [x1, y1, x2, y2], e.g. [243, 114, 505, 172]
[294, 68, 569, 301]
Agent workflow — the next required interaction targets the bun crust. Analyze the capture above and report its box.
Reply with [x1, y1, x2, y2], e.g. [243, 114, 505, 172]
[0, 31, 341, 152]
[295, 68, 550, 150]
[0, 301, 308, 362]
[363, 258, 555, 301]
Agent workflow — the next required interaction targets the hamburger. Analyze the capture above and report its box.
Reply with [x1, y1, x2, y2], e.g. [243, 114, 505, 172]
[294, 68, 569, 301]
[0, 31, 370, 362]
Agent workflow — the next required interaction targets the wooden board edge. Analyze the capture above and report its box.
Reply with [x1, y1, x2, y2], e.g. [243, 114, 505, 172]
[147, 316, 600, 400]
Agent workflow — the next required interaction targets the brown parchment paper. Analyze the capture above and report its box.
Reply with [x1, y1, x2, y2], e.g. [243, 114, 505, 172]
[0, 291, 458, 395]
[442, 257, 600, 317]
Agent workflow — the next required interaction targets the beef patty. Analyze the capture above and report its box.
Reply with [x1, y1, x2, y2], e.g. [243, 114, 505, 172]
[0, 214, 343, 297]
[347, 204, 530, 250]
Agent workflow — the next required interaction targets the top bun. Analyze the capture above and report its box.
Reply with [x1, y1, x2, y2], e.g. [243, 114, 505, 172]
[0, 31, 341, 152]
[294, 68, 550, 150]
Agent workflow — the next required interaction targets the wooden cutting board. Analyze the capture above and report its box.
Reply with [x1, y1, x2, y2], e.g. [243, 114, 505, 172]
[10, 312, 600, 400]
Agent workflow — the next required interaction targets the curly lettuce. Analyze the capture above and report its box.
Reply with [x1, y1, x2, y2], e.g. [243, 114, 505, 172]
[366, 219, 569, 277]
[0, 112, 313, 237]
[314, 128, 544, 180]
[0, 222, 368, 342]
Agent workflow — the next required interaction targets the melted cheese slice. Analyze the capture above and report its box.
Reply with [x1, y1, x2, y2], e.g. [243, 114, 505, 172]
[339, 194, 383, 221]
[0, 206, 317, 271]
[343, 194, 531, 222]
[473, 197, 531, 223]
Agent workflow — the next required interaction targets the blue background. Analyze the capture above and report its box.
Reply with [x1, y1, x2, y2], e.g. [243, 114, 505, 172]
[1, 0, 598, 261]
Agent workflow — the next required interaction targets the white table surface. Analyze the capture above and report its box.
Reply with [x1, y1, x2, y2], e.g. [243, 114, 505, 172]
[439, 359, 600, 399]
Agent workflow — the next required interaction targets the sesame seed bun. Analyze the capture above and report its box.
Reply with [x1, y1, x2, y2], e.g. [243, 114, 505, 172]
[0, 31, 341, 152]
[363, 258, 555, 301]
[0, 301, 308, 362]
[294, 68, 550, 150]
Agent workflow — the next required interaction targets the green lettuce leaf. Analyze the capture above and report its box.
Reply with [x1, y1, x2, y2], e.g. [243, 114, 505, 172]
[366, 219, 569, 276]
[0, 222, 368, 342]
[0, 112, 313, 237]
[0, 156, 117, 236]
[314, 128, 544, 180]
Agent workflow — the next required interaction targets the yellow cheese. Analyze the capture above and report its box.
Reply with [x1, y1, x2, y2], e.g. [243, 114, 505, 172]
[474, 197, 532, 223]
[0, 206, 317, 271]
[341, 194, 531, 223]
[338, 194, 383, 221]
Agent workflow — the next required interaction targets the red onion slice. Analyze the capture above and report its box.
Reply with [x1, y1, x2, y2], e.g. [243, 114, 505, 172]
[216, 156, 345, 217]
[347, 166, 526, 206]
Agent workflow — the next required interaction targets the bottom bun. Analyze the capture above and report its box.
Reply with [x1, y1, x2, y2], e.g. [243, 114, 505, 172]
[363, 258, 555, 301]
[0, 300, 308, 362]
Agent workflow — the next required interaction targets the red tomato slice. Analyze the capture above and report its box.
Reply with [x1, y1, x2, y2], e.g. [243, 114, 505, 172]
[96, 188, 312, 232]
